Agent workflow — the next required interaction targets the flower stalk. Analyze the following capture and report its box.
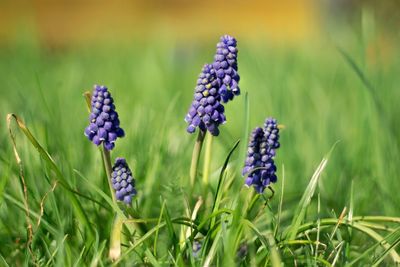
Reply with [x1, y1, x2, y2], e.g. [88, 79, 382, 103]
[190, 130, 206, 187]
[100, 146, 124, 260]
[101, 146, 116, 203]
[202, 133, 213, 186]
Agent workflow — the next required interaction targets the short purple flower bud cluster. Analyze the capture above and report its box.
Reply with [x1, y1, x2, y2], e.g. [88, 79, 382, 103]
[185, 64, 226, 136]
[242, 118, 280, 193]
[213, 35, 240, 103]
[264, 117, 280, 150]
[111, 158, 136, 205]
[84, 85, 125, 150]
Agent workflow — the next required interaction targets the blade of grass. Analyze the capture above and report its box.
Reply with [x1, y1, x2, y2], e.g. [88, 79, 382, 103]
[73, 246, 86, 267]
[274, 164, 285, 237]
[347, 226, 400, 266]
[73, 170, 125, 219]
[209, 140, 240, 229]
[144, 248, 161, 267]
[296, 219, 400, 263]
[4, 193, 58, 235]
[243, 219, 282, 267]
[161, 198, 179, 257]
[285, 142, 338, 240]
[202, 229, 222, 267]
[7, 114, 94, 240]
[371, 234, 400, 266]
[154, 201, 165, 256]
[337, 47, 398, 149]
[114, 217, 195, 265]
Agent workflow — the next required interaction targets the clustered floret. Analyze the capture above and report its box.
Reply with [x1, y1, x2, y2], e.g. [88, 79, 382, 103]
[264, 117, 280, 150]
[84, 85, 125, 150]
[213, 35, 240, 103]
[111, 158, 136, 205]
[242, 118, 280, 193]
[185, 34, 240, 135]
[185, 64, 226, 136]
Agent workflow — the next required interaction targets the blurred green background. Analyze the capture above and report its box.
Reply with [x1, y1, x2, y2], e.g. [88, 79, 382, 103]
[1, 0, 400, 263]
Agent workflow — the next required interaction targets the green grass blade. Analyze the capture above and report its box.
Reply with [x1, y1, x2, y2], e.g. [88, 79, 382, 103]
[0, 253, 10, 267]
[295, 218, 400, 264]
[161, 198, 179, 256]
[371, 233, 400, 266]
[347, 226, 400, 266]
[210, 139, 240, 229]
[6, 114, 94, 239]
[203, 229, 222, 267]
[285, 147, 332, 240]
[73, 170, 126, 219]
[153, 201, 166, 257]
[243, 219, 282, 267]
[4, 193, 58, 235]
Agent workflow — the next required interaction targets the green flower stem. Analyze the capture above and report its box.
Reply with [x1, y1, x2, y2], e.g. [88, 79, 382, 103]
[190, 130, 206, 187]
[109, 215, 124, 260]
[202, 133, 213, 186]
[101, 142, 123, 261]
[101, 147, 116, 203]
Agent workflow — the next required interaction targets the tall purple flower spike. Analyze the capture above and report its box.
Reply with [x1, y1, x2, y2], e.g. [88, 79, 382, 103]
[212, 35, 240, 103]
[111, 158, 136, 205]
[185, 64, 226, 136]
[84, 85, 124, 150]
[242, 118, 280, 193]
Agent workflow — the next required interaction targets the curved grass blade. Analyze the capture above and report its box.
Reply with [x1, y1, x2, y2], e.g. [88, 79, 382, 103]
[210, 139, 240, 229]
[345, 225, 400, 266]
[295, 219, 400, 264]
[6, 114, 94, 240]
[243, 219, 282, 267]
[73, 170, 126, 219]
[337, 47, 398, 149]
[3, 193, 58, 236]
[285, 143, 338, 240]
[113, 217, 195, 266]
[160, 197, 180, 258]
[202, 230, 222, 267]
[371, 233, 400, 266]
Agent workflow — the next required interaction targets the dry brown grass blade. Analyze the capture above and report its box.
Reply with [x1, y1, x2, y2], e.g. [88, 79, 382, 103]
[6, 113, 95, 241]
[6, 114, 37, 265]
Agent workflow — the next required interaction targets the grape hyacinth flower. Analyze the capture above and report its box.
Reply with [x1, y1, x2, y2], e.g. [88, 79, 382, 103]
[111, 158, 136, 205]
[185, 64, 226, 136]
[242, 118, 281, 193]
[264, 117, 280, 150]
[212, 35, 240, 103]
[84, 85, 125, 150]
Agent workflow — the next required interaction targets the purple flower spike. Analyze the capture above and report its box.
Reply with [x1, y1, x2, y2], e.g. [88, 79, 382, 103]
[264, 117, 280, 150]
[111, 158, 136, 205]
[84, 85, 124, 150]
[242, 118, 281, 193]
[212, 35, 240, 103]
[185, 64, 226, 136]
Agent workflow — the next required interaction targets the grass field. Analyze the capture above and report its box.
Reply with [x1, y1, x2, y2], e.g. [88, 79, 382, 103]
[1, 31, 400, 266]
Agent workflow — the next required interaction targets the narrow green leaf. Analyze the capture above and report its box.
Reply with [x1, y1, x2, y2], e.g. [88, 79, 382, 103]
[161, 198, 179, 255]
[371, 233, 400, 266]
[210, 140, 240, 229]
[144, 248, 161, 267]
[6, 114, 94, 240]
[243, 219, 282, 267]
[285, 143, 338, 240]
